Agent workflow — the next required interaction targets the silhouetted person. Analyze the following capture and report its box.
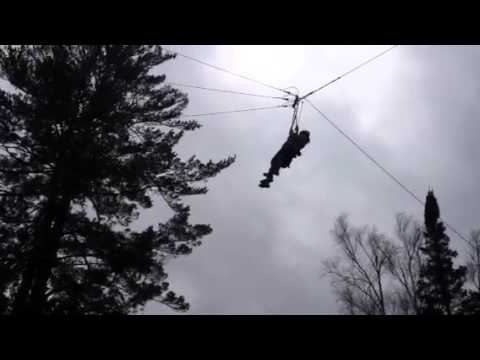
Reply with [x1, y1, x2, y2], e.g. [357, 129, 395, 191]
[259, 130, 310, 188]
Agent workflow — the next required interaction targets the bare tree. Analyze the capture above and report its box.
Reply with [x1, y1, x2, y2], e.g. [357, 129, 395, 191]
[322, 214, 397, 315]
[456, 230, 480, 314]
[386, 214, 423, 314]
[465, 230, 480, 292]
[323, 214, 423, 315]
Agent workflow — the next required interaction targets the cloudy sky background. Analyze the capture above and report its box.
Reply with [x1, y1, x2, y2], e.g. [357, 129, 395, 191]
[139, 45, 480, 314]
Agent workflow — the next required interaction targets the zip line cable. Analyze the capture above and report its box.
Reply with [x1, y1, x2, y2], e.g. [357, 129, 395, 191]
[165, 46, 468, 243]
[301, 45, 399, 100]
[167, 82, 289, 100]
[164, 47, 295, 96]
[180, 104, 288, 118]
[305, 99, 469, 244]
[306, 99, 424, 204]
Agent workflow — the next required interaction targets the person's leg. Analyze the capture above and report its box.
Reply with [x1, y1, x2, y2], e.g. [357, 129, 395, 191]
[270, 154, 282, 176]
[259, 171, 273, 188]
[260, 142, 289, 188]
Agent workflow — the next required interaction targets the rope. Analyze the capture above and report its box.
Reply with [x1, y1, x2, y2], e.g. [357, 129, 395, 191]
[164, 47, 294, 96]
[180, 104, 288, 118]
[167, 82, 289, 100]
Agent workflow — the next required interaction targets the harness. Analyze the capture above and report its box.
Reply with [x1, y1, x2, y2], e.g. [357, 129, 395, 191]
[288, 94, 304, 136]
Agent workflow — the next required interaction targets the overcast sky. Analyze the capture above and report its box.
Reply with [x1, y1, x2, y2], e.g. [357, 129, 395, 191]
[139, 45, 480, 315]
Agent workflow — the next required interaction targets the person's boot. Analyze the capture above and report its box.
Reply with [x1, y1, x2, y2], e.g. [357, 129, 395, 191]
[259, 179, 270, 188]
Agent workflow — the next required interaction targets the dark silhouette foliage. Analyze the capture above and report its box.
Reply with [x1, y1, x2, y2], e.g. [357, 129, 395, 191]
[323, 213, 422, 315]
[0, 45, 235, 314]
[324, 191, 479, 315]
[459, 230, 480, 314]
[416, 191, 466, 315]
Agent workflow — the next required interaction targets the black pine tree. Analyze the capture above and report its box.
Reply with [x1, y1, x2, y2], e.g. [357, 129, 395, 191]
[0, 45, 235, 315]
[416, 190, 466, 315]
[460, 291, 480, 315]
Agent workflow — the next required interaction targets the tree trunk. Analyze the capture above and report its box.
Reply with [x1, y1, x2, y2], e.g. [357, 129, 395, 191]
[12, 166, 71, 315]
[11, 196, 59, 314]
[28, 196, 70, 314]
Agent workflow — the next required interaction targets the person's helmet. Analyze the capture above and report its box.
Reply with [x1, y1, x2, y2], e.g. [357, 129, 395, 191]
[298, 130, 310, 144]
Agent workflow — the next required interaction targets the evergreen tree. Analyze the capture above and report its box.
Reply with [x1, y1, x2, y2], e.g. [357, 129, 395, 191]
[416, 190, 466, 315]
[460, 291, 480, 315]
[0, 45, 235, 314]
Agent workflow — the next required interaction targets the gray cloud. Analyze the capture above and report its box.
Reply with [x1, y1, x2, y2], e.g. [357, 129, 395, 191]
[142, 45, 480, 314]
